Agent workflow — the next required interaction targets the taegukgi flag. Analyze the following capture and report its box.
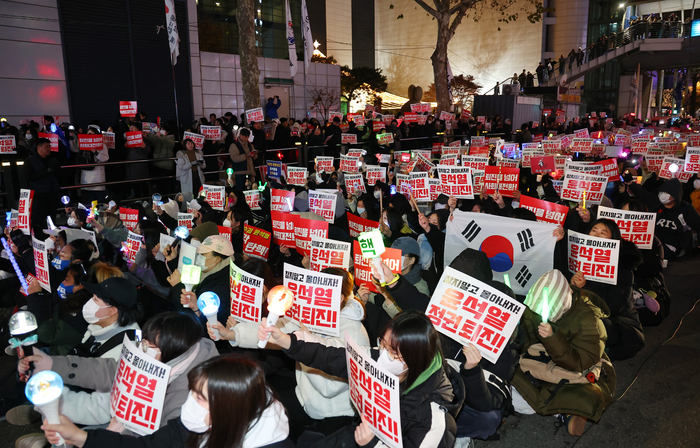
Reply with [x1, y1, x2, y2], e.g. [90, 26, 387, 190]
[444, 211, 558, 295]
[164, 0, 179, 65]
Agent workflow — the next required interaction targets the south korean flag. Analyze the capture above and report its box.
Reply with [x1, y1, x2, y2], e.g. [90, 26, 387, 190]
[445, 211, 558, 295]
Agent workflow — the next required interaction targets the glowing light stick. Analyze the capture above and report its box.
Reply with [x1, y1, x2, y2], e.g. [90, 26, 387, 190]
[258, 182, 267, 192]
[581, 190, 587, 210]
[669, 163, 679, 175]
[181, 264, 201, 295]
[197, 292, 221, 341]
[258, 285, 295, 348]
[5, 211, 12, 228]
[174, 226, 189, 240]
[286, 197, 293, 212]
[541, 287, 550, 323]
[60, 196, 70, 206]
[357, 229, 387, 283]
[226, 168, 233, 183]
[1, 237, 28, 292]
[25, 371, 66, 447]
[152, 193, 163, 206]
[503, 273, 511, 289]
[9, 310, 38, 372]
[88, 200, 98, 221]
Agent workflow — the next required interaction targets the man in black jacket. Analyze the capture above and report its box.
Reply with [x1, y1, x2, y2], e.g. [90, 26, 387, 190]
[24, 138, 61, 236]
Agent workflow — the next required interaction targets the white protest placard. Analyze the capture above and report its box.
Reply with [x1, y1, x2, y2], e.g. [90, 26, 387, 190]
[283, 263, 343, 337]
[0, 135, 17, 154]
[103, 132, 115, 149]
[32, 236, 50, 292]
[567, 230, 620, 285]
[597, 206, 656, 250]
[631, 139, 650, 155]
[345, 173, 366, 195]
[346, 335, 403, 448]
[565, 160, 603, 176]
[366, 166, 385, 186]
[340, 155, 360, 173]
[428, 178, 441, 201]
[230, 260, 264, 323]
[287, 167, 308, 186]
[685, 147, 700, 173]
[159, 234, 176, 253]
[110, 335, 171, 435]
[560, 173, 608, 205]
[18, 189, 33, 235]
[341, 133, 358, 144]
[315, 156, 334, 173]
[183, 131, 205, 150]
[310, 236, 351, 271]
[437, 166, 473, 199]
[177, 213, 194, 232]
[659, 156, 692, 182]
[126, 231, 144, 262]
[244, 190, 262, 210]
[202, 184, 225, 210]
[461, 155, 488, 171]
[541, 140, 560, 155]
[574, 128, 590, 139]
[177, 241, 197, 273]
[308, 190, 337, 223]
[426, 266, 525, 363]
[408, 171, 430, 200]
[200, 125, 221, 141]
[246, 107, 264, 123]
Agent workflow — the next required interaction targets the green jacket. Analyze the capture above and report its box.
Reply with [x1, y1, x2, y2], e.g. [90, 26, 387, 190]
[512, 287, 616, 422]
[145, 133, 175, 171]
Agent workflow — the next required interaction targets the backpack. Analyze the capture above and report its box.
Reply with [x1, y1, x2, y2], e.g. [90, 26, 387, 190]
[519, 343, 609, 386]
[633, 276, 670, 327]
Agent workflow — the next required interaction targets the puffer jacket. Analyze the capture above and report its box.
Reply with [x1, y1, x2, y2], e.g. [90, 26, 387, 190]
[511, 287, 616, 422]
[282, 334, 465, 448]
[145, 133, 175, 171]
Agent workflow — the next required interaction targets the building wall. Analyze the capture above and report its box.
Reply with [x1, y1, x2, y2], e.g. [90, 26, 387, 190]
[374, 0, 545, 98]
[550, 0, 590, 61]
[199, 52, 341, 120]
[326, 0, 353, 67]
[0, 0, 70, 124]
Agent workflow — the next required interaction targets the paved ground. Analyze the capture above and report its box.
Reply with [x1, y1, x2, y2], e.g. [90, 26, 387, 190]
[0, 257, 698, 448]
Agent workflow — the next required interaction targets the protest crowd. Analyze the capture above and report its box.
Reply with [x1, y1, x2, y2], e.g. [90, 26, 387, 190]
[0, 100, 699, 448]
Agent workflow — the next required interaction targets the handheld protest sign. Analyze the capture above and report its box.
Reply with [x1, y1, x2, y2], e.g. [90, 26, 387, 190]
[567, 230, 620, 285]
[346, 335, 403, 448]
[110, 335, 172, 435]
[357, 229, 387, 283]
[230, 260, 265, 323]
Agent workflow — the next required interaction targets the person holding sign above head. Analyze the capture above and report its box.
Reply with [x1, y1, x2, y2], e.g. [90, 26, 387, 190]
[258, 309, 465, 448]
[172, 235, 233, 340]
[511, 269, 616, 437]
[175, 138, 205, 197]
[40, 355, 293, 448]
[210, 268, 369, 443]
[566, 219, 645, 361]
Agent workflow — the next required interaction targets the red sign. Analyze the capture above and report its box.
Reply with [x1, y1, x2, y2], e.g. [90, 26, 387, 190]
[243, 224, 271, 260]
[592, 158, 618, 182]
[353, 241, 401, 293]
[217, 225, 232, 240]
[469, 146, 489, 157]
[78, 134, 103, 151]
[293, 215, 329, 256]
[271, 211, 295, 246]
[17, 189, 33, 235]
[530, 156, 556, 173]
[38, 133, 59, 152]
[347, 213, 379, 238]
[519, 195, 568, 226]
[119, 208, 139, 231]
[483, 167, 520, 197]
[271, 188, 295, 212]
[104, 132, 115, 149]
[119, 101, 137, 117]
[125, 131, 143, 148]
[403, 113, 418, 124]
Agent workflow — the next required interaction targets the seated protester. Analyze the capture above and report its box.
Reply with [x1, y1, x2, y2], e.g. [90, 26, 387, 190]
[355, 192, 381, 222]
[41, 355, 292, 448]
[511, 270, 616, 437]
[391, 237, 430, 296]
[390, 193, 420, 233]
[126, 219, 170, 298]
[626, 177, 700, 260]
[210, 268, 369, 442]
[490, 190, 515, 216]
[226, 189, 254, 223]
[258, 310, 465, 448]
[12, 278, 141, 433]
[48, 239, 94, 290]
[569, 218, 644, 360]
[171, 236, 233, 339]
[19, 312, 218, 444]
[25, 262, 87, 327]
[621, 200, 669, 326]
[36, 263, 124, 356]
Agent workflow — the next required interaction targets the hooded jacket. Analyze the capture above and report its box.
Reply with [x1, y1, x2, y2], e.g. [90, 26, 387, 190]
[512, 287, 616, 422]
[629, 178, 700, 258]
[282, 334, 465, 448]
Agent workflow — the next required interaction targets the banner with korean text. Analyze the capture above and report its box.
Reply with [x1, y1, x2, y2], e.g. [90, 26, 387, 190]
[567, 230, 619, 285]
[230, 260, 264, 323]
[283, 263, 343, 337]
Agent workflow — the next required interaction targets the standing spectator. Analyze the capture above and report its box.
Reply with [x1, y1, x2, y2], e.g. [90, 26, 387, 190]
[144, 122, 176, 194]
[25, 137, 60, 236]
[518, 70, 527, 90]
[577, 47, 584, 66]
[494, 82, 500, 95]
[175, 138, 205, 197]
[535, 62, 546, 85]
[568, 49, 576, 70]
[228, 128, 256, 189]
[125, 123, 149, 199]
[76, 125, 109, 202]
[559, 54, 566, 75]
[265, 96, 282, 119]
[272, 118, 292, 149]
[526, 71, 535, 87]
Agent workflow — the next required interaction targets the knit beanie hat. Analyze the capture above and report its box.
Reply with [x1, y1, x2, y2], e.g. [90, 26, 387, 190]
[524, 269, 572, 323]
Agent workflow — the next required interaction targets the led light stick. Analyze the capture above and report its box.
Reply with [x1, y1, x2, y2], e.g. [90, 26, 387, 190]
[60, 196, 70, 206]
[581, 190, 587, 210]
[9, 311, 38, 372]
[258, 285, 295, 348]
[152, 193, 163, 206]
[226, 168, 233, 184]
[1, 237, 28, 292]
[357, 228, 387, 284]
[25, 371, 66, 447]
[181, 264, 201, 295]
[88, 200, 98, 222]
[669, 163, 679, 178]
[5, 210, 11, 228]
[197, 292, 221, 341]
[503, 273, 511, 289]
[541, 287, 550, 323]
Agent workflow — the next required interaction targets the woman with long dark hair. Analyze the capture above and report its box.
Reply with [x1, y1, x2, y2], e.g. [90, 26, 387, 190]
[40, 355, 292, 448]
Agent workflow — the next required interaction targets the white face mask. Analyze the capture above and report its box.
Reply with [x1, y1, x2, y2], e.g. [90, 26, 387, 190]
[374, 191, 381, 200]
[180, 392, 210, 433]
[401, 256, 411, 271]
[160, 130, 167, 135]
[658, 192, 672, 204]
[67, 217, 78, 227]
[139, 341, 161, 360]
[223, 218, 232, 227]
[536, 186, 545, 197]
[357, 207, 365, 215]
[44, 237, 55, 251]
[377, 349, 407, 376]
[82, 298, 111, 324]
[194, 253, 207, 268]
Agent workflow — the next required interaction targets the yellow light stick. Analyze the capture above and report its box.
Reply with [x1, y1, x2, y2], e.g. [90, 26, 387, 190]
[582, 190, 587, 210]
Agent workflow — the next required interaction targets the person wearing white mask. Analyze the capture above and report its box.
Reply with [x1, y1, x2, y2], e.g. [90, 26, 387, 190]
[626, 177, 700, 259]
[12, 278, 141, 446]
[391, 237, 430, 296]
[67, 209, 88, 229]
[259, 310, 463, 448]
[40, 356, 290, 448]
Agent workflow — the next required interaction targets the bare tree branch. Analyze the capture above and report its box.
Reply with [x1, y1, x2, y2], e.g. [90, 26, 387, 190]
[413, 0, 438, 18]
